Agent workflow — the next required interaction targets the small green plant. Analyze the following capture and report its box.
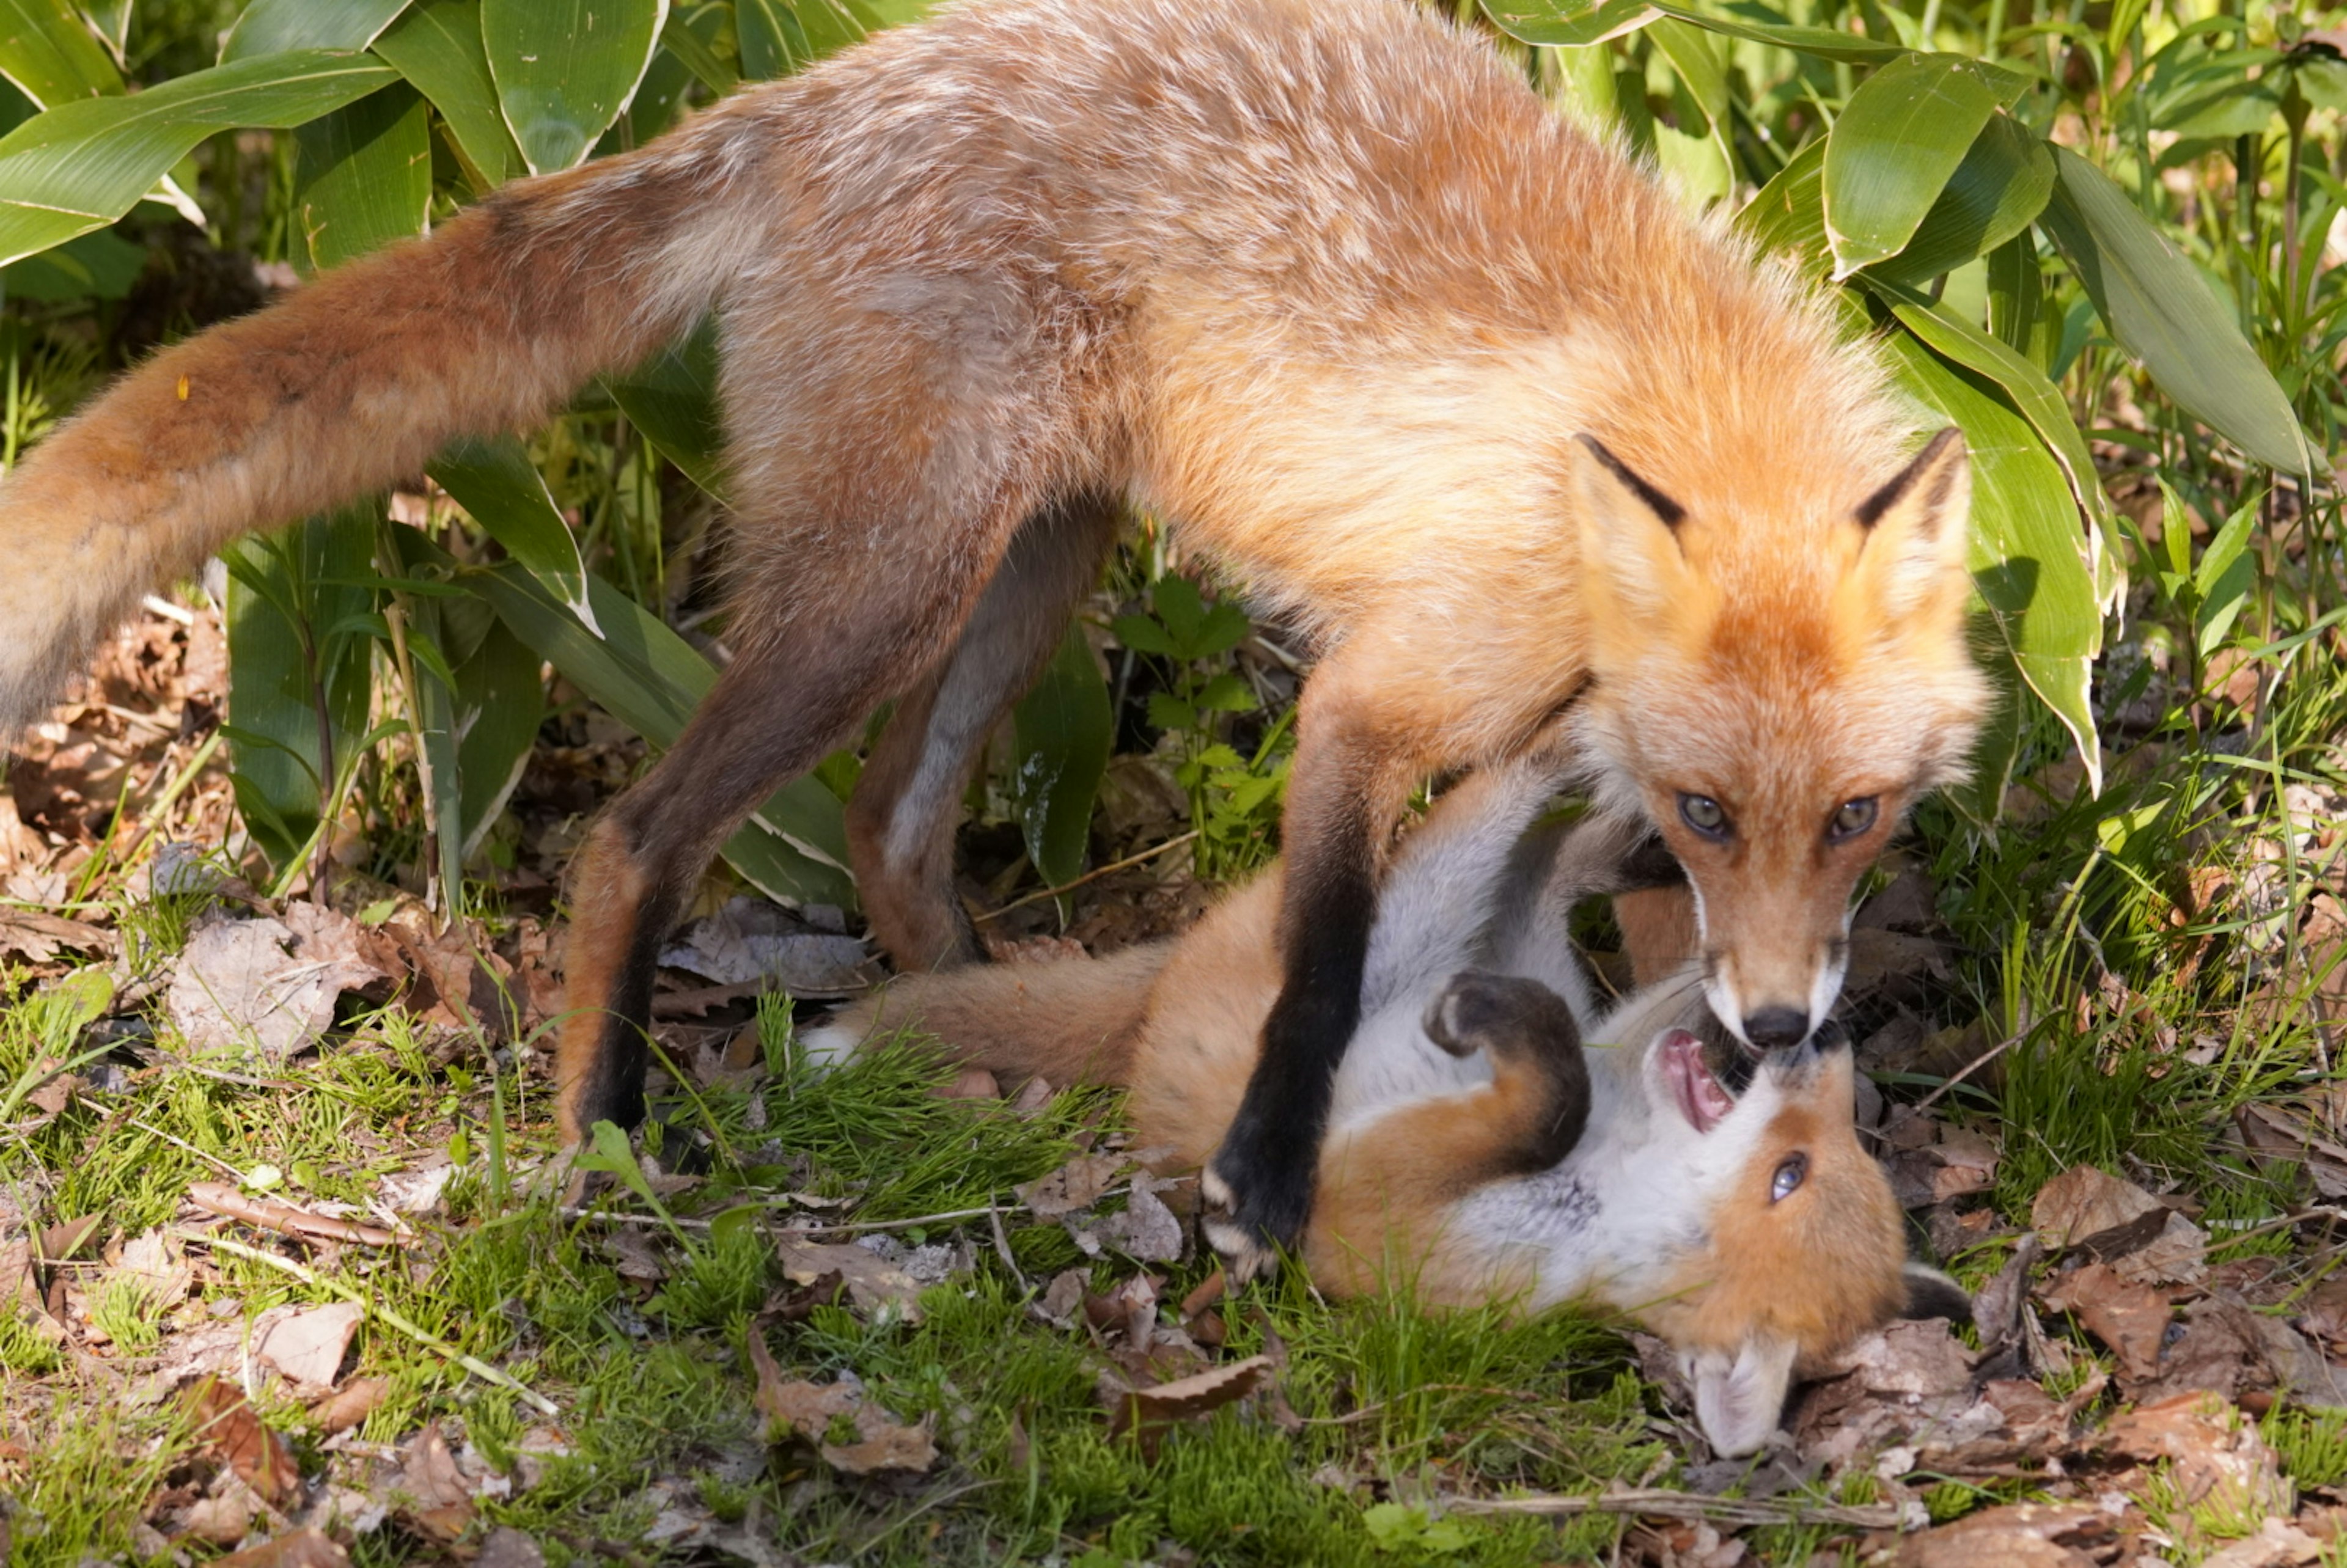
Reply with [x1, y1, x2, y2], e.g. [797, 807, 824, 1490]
[87, 1272, 165, 1354]
[2265, 1405, 2347, 1491]
[1361, 1501, 1474, 1556]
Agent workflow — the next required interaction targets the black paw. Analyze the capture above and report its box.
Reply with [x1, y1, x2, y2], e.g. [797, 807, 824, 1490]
[1423, 970, 1581, 1063]
[1200, 1128, 1315, 1283]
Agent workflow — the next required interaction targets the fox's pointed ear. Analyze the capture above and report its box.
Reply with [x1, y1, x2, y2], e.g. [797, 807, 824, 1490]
[1854, 427, 1971, 619]
[1686, 1337, 1798, 1458]
[1900, 1262, 1974, 1325]
[1573, 434, 1694, 657]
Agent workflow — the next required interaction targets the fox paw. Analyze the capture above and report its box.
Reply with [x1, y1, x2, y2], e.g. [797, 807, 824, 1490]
[1199, 1147, 1311, 1284]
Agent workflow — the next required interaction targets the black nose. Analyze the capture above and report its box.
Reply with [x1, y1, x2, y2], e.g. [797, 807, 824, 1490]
[1743, 1007, 1811, 1050]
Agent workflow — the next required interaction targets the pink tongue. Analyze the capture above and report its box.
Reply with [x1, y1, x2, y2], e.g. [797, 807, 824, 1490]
[1662, 1029, 1735, 1133]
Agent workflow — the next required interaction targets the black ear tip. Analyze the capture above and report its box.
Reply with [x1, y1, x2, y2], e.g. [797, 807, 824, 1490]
[1901, 1264, 1973, 1325]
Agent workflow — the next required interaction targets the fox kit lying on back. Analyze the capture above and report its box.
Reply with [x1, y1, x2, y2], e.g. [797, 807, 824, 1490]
[812, 757, 1966, 1455]
[0, 0, 1987, 1267]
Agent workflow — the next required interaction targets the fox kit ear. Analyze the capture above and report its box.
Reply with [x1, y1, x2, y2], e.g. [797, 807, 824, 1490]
[1685, 1336, 1798, 1459]
[1854, 427, 1971, 620]
[1572, 434, 1694, 654]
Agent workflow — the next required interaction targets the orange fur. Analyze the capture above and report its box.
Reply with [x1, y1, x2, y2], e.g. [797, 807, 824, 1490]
[0, 0, 1989, 1197]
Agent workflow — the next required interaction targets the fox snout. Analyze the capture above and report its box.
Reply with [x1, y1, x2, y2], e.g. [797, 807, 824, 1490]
[1694, 884, 1853, 1055]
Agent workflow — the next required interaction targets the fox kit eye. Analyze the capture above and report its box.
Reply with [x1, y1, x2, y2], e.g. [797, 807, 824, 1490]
[1678, 793, 1730, 840]
[1769, 1152, 1808, 1203]
[1827, 797, 1878, 842]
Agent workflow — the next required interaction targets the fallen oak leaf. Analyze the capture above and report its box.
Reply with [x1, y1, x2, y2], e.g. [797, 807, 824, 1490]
[307, 1377, 386, 1437]
[396, 1421, 476, 1544]
[1103, 1353, 1273, 1447]
[255, 1302, 363, 1388]
[210, 1528, 351, 1568]
[2039, 1261, 2172, 1382]
[774, 1237, 924, 1324]
[747, 1330, 857, 1444]
[2032, 1164, 2169, 1259]
[186, 1376, 303, 1512]
[822, 1410, 939, 1478]
[0, 907, 114, 964]
[1016, 1152, 1129, 1219]
[186, 1182, 400, 1248]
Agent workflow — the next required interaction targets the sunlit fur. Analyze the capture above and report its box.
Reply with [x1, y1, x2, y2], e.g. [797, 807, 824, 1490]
[812, 756, 1917, 1455]
[0, 0, 1986, 1145]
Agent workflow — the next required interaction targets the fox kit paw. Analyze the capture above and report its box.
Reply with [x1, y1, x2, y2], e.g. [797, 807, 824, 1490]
[1423, 970, 1581, 1064]
[1199, 1140, 1312, 1284]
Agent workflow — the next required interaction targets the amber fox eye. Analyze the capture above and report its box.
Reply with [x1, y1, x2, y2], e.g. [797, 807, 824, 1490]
[1827, 797, 1878, 843]
[1769, 1152, 1808, 1203]
[1678, 793, 1730, 841]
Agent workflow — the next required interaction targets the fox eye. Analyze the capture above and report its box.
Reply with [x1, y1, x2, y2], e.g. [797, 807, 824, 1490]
[1678, 793, 1730, 841]
[1769, 1153, 1808, 1203]
[1827, 797, 1878, 842]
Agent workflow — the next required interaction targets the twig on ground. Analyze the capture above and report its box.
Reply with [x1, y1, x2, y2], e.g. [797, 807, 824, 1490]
[1446, 1487, 1900, 1530]
[975, 833, 1200, 921]
[186, 1181, 403, 1248]
[1913, 1030, 2026, 1112]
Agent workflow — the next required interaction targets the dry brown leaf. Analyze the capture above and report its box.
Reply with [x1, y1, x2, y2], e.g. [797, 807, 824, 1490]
[2032, 1165, 2169, 1258]
[1018, 1152, 1129, 1219]
[183, 1490, 255, 1547]
[2111, 1211, 2209, 1289]
[186, 1182, 400, 1248]
[603, 1226, 668, 1281]
[108, 1229, 192, 1315]
[396, 1422, 476, 1544]
[822, 1411, 939, 1477]
[774, 1237, 925, 1322]
[384, 916, 521, 1040]
[1892, 1501, 2113, 1567]
[475, 1526, 548, 1568]
[2198, 1516, 2325, 1568]
[1037, 1266, 1090, 1328]
[0, 907, 112, 964]
[210, 1528, 352, 1568]
[308, 1377, 386, 1436]
[1104, 1353, 1273, 1443]
[2100, 1391, 2290, 1523]
[2039, 1262, 2172, 1381]
[186, 1377, 303, 1512]
[37, 1213, 101, 1263]
[256, 1302, 362, 1388]
[166, 911, 388, 1058]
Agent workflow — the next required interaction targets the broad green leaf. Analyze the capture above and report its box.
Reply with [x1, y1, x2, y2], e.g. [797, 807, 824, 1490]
[736, 0, 809, 78]
[604, 315, 725, 494]
[1877, 288, 2108, 529]
[428, 433, 602, 634]
[295, 82, 430, 271]
[1734, 136, 1827, 279]
[1648, 18, 1725, 122]
[222, 0, 413, 62]
[2039, 147, 2310, 475]
[1985, 231, 2040, 356]
[0, 224, 140, 299]
[658, 5, 735, 95]
[0, 49, 396, 266]
[452, 616, 543, 854]
[224, 505, 380, 872]
[1824, 53, 2001, 278]
[2192, 490, 2259, 657]
[788, 0, 878, 60]
[482, 0, 666, 175]
[1477, 0, 1656, 48]
[1010, 624, 1110, 890]
[372, 0, 524, 188]
[84, 0, 128, 64]
[1883, 333, 2103, 788]
[1650, 3, 1904, 64]
[1868, 113, 2052, 286]
[466, 559, 856, 907]
[0, 0, 120, 104]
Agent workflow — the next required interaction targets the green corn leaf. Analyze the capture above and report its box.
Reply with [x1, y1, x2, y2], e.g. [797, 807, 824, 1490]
[482, 0, 666, 175]
[0, 49, 396, 266]
[1010, 623, 1111, 890]
[658, 6, 735, 94]
[0, 225, 141, 299]
[1868, 112, 2053, 287]
[1882, 332, 2103, 791]
[2039, 147, 2310, 476]
[1824, 53, 2002, 278]
[0, 0, 122, 104]
[372, 0, 525, 188]
[428, 433, 603, 635]
[788, 0, 878, 60]
[2192, 490, 2260, 657]
[452, 617, 543, 856]
[736, 0, 811, 77]
[222, 0, 414, 62]
[1653, 4, 1906, 64]
[294, 81, 431, 272]
[465, 557, 856, 909]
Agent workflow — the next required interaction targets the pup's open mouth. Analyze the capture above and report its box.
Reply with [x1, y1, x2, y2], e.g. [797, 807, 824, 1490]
[1661, 1028, 1736, 1134]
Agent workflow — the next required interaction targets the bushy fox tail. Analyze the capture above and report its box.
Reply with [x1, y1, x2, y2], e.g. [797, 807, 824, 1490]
[0, 101, 774, 734]
[803, 940, 1177, 1088]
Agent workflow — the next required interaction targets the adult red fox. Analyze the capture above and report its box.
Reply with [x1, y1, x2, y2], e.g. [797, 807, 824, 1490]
[810, 757, 1967, 1456]
[0, 0, 1986, 1269]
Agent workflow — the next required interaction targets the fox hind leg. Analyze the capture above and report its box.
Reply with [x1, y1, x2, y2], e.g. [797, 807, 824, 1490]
[845, 493, 1123, 973]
